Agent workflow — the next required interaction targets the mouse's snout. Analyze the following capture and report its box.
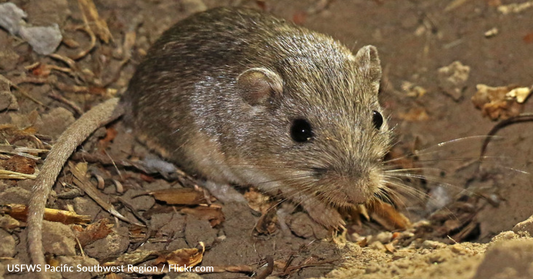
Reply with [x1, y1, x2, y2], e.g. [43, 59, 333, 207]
[313, 162, 383, 206]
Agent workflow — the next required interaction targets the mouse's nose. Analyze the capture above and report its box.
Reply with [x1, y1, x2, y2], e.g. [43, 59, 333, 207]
[328, 165, 383, 206]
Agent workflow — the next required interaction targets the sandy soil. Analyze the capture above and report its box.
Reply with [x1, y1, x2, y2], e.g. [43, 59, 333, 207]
[1, 0, 533, 278]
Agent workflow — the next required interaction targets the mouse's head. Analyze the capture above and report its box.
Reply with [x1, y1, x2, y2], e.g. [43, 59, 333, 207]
[232, 44, 392, 209]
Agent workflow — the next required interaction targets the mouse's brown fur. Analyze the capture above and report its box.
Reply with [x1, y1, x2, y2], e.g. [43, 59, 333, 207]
[27, 7, 392, 277]
[123, 7, 392, 226]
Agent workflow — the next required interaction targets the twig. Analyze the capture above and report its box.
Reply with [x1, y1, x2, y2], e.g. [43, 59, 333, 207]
[48, 92, 84, 116]
[480, 113, 533, 159]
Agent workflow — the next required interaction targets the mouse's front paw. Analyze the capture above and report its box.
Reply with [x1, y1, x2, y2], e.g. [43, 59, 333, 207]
[203, 180, 247, 204]
[304, 203, 345, 230]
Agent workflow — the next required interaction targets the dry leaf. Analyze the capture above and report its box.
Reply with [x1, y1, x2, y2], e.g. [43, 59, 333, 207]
[254, 207, 278, 235]
[471, 84, 525, 120]
[506, 87, 532, 103]
[0, 169, 37, 180]
[0, 214, 21, 230]
[153, 242, 205, 267]
[140, 174, 156, 182]
[356, 237, 368, 247]
[384, 242, 396, 253]
[1, 155, 36, 174]
[367, 201, 412, 231]
[149, 188, 208, 205]
[69, 162, 140, 226]
[98, 126, 118, 149]
[77, 0, 113, 43]
[72, 218, 113, 247]
[398, 107, 429, 122]
[181, 206, 225, 227]
[244, 188, 271, 213]
[2, 204, 90, 224]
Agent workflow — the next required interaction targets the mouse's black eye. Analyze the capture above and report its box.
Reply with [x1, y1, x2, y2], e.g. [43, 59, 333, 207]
[372, 110, 383, 130]
[290, 119, 313, 143]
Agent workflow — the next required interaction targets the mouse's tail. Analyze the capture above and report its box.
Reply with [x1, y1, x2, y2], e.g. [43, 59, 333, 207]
[27, 97, 124, 278]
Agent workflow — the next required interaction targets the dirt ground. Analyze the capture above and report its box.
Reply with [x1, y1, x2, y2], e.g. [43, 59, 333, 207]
[1, 0, 533, 278]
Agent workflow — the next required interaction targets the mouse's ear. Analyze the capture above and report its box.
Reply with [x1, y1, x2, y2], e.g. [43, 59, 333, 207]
[354, 45, 381, 94]
[236, 67, 283, 106]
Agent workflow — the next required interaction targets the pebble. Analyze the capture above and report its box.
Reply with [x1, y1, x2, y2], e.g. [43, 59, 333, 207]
[41, 221, 77, 256]
[0, 90, 18, 111]
[473, 238, 533, 279]
[35, 107, 75, 138]
[0, 229, 16, 257]
[513, 215, 533, 236]
[85, 226, 130, 260]
[421, 240, 447, 249]
[437, 61, 470, 100]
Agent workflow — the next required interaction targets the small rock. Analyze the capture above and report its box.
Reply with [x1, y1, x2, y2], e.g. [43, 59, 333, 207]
[0, 215, 20, 231]
[0, 186, 31, 204]
[57, 256, 100, 279]
[375, 231, 393, 244]
[493, 230, 520, 242]
[73, 197, 102, 219]
[84, 226, 130, 260]
[450, 243, 469, 255]
[421, 240, 447, 249]
[151, 212, 186, 237]
[473, 238, 533, 279]
[18, 24, 63, 55]
[0, 47, 20, 71]
[41, 221, 77, 256]
[513, 215, 533, 235]
[0, 2, 62, 55]
[0, 3, 27, 34]
[437, 61, 470, 100]
[9, 112, 33, 129]
[0, 90, 18, 111]
[166, 238, 189, 251]
[119, 189, 156, 211]
[0, 229, 16, 257]
[286, 212, 328, 239]
[181, 0, 207, 14]
[484, 27, 498, 38]
[185, 215, 217, 247]
[221, 202, 256, 237]
[35, 107, 75, 138]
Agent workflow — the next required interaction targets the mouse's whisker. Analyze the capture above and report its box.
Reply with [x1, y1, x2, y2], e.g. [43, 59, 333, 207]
[384, 167, 443, 173]
[415, 135, 498, 153]
[372, 187, 396, 205]
[382, 135, 507, 166]
[381, 182, 428, 208]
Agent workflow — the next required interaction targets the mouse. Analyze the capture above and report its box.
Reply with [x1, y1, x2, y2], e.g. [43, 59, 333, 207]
[27, 7, 392, 275]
